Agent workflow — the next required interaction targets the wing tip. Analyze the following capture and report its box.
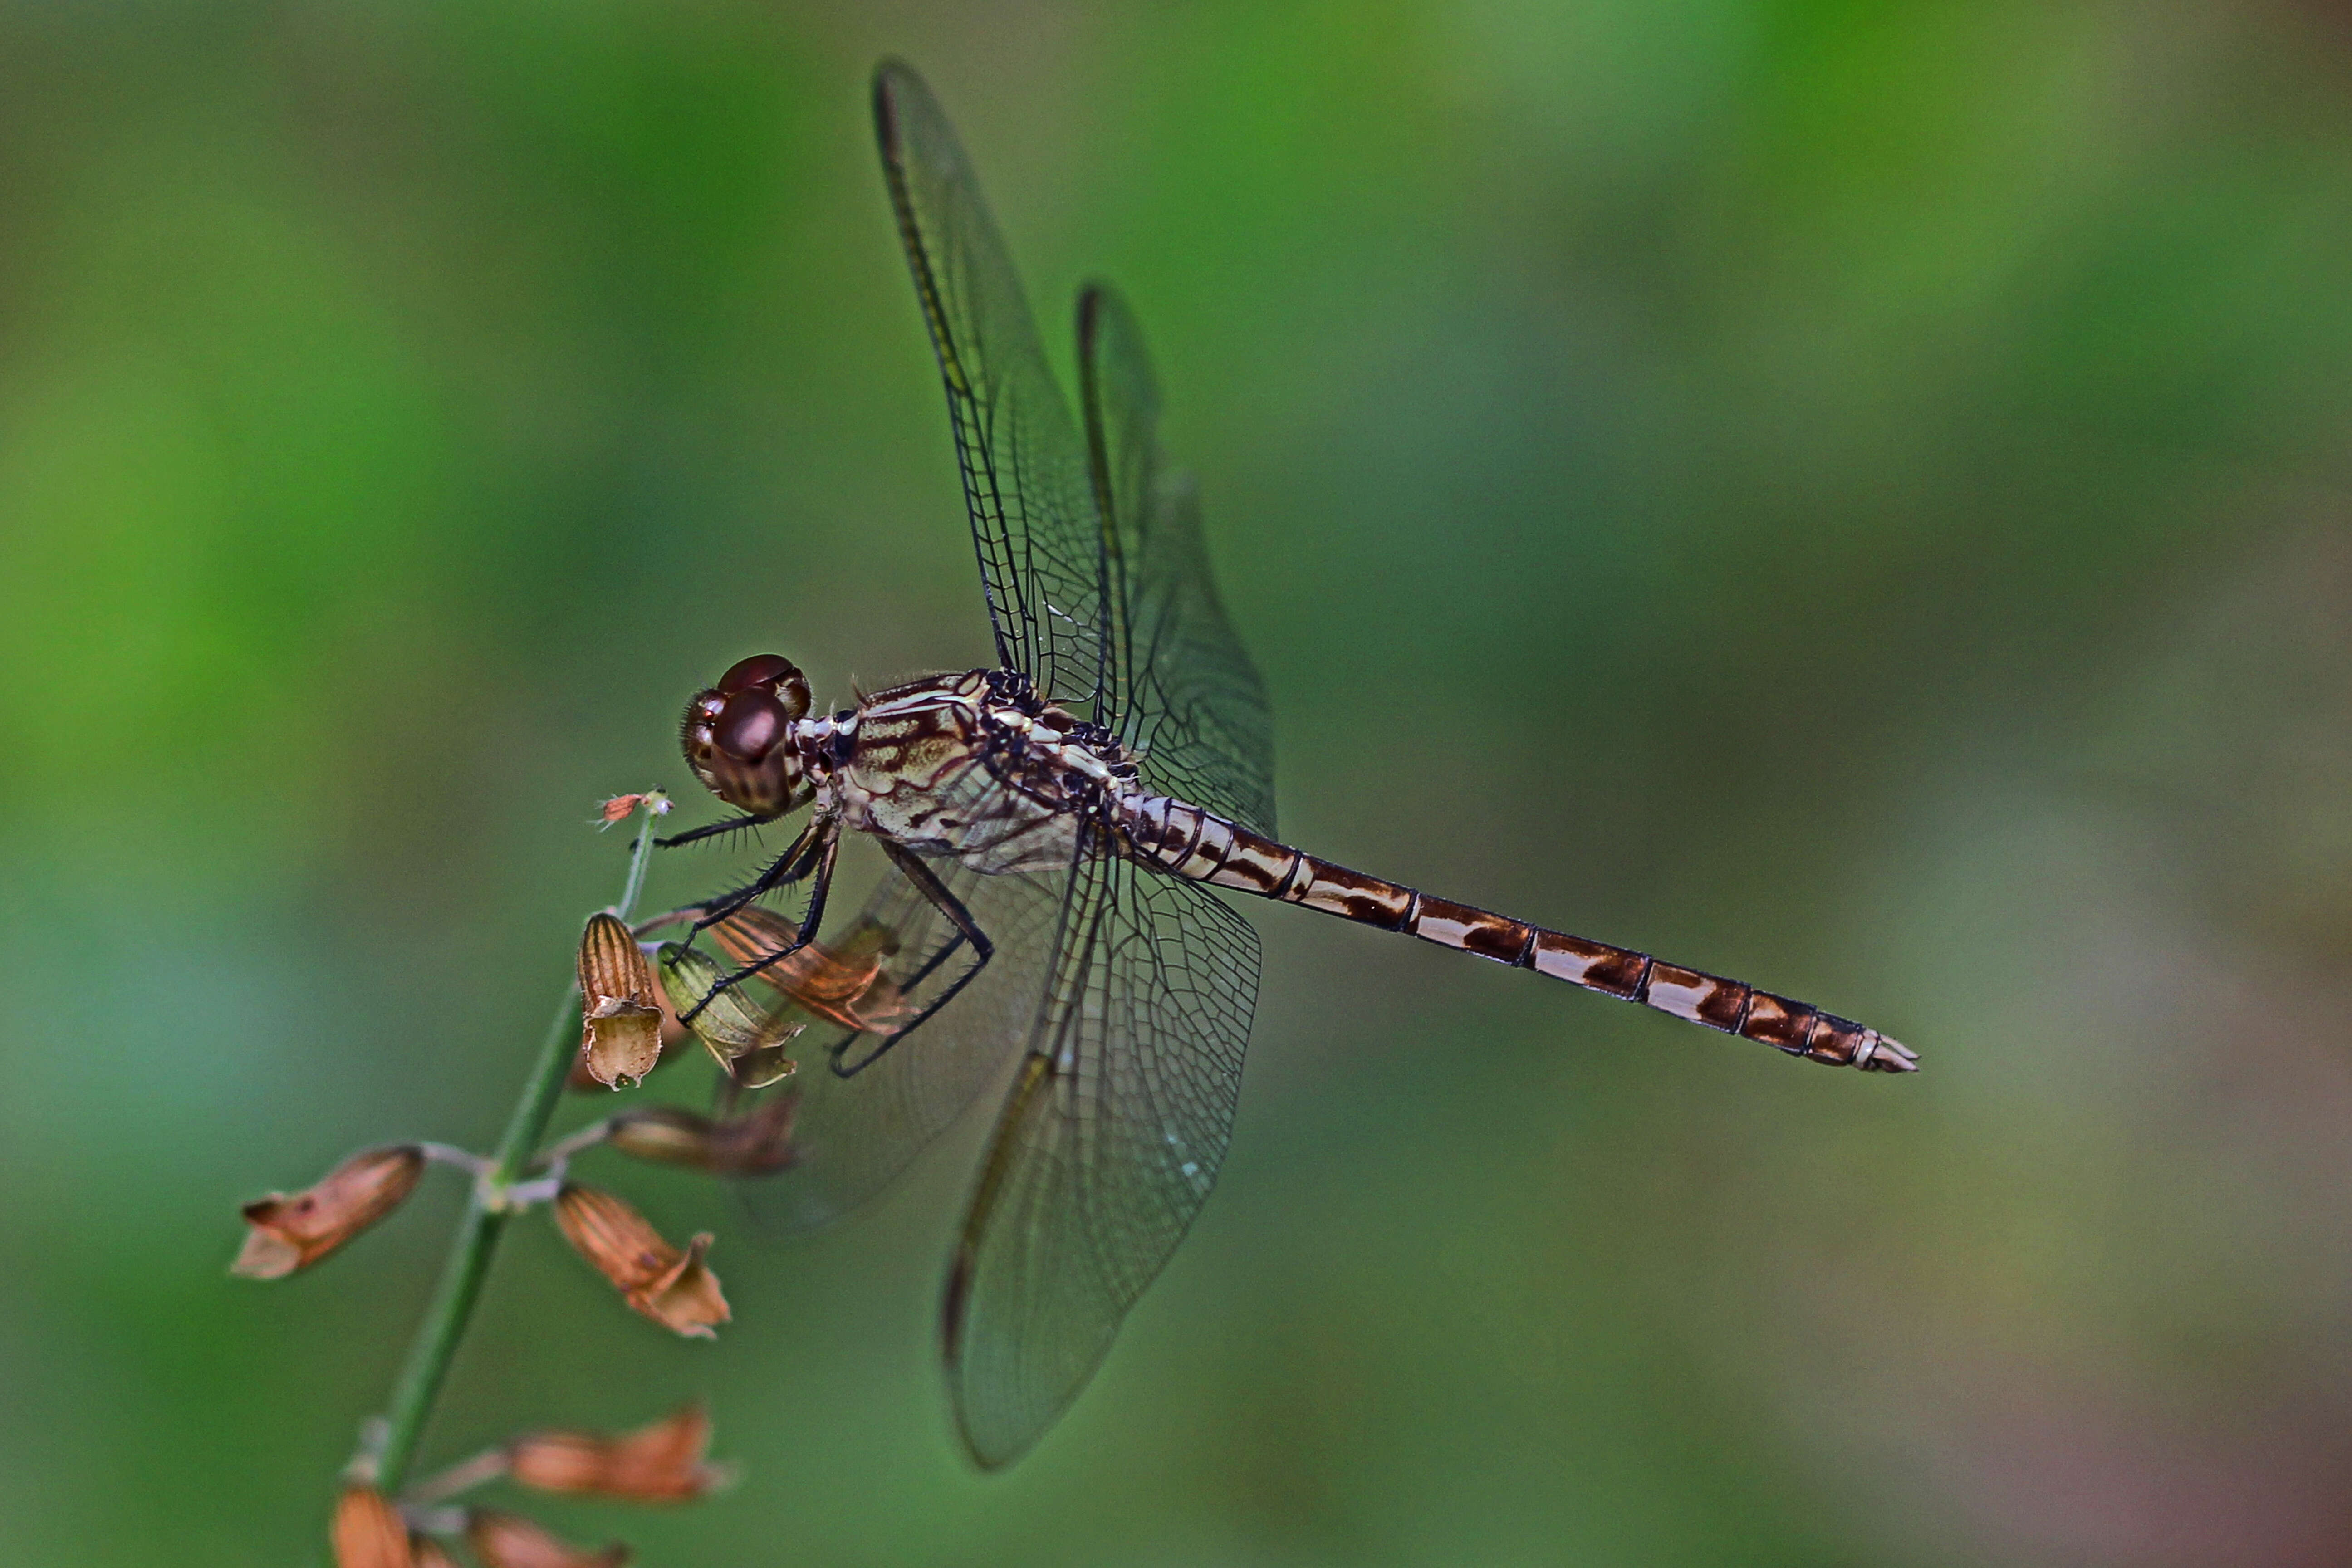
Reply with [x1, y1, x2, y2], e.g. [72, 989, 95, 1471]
[1075, 280, 1139, 356]
[871, 57, 922, 162]
[955, 1422, 1022, 1474]
[940, 1238, 977, 1366]
[941, 1244, 1026, 1472]
[1076, 282, 1105, 358]
[948, 1382, 1041, 1473]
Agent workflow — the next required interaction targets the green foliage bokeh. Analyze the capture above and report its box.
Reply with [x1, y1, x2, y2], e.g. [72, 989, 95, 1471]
[10, 3, 2352, 1563]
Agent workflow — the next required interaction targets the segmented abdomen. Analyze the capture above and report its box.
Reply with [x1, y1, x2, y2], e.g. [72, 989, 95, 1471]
[1117, 793, 1915, 1072]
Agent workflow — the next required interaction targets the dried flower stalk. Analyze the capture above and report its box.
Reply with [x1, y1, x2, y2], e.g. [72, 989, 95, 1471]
[255, 793, 746, 1555]
[353, 797, 683, 1496]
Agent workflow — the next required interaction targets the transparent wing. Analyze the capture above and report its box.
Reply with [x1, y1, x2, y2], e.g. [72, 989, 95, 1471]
[873, 61, 1112, 718]
[722, 846, 1068, 1235]
[1079, 285, 1275, 835]
[943, 841, 1261, 1468]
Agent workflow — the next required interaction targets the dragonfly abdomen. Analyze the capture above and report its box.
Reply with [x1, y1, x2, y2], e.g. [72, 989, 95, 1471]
[1118, 792, 1916, 1073]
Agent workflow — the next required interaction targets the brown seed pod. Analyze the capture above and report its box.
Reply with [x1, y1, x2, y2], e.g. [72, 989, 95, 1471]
[576, 914, 663, 1088]
[329, 1487, 413, 1568]
[703, 908, 914, 1033]
[551, 1185, 730, 1338]
[605, 1096, 800, 1178]
[234, 1146, 426, 1279]
[465, 1510, 631, 1568]
[509, 1402, 734, 1502]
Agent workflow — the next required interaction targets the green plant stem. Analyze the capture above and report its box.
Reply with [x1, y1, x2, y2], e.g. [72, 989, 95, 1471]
[362, 990, 573, 1494]
[356, 809, 662, 1494]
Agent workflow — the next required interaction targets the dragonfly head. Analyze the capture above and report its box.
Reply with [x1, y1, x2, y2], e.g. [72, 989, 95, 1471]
[681, 652, 815, 816]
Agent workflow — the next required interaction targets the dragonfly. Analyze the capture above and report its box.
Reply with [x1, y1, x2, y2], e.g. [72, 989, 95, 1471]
[660, 59, 1917, 1470]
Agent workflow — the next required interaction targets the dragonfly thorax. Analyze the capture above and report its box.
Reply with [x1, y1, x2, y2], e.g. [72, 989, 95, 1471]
[820, 670, 1135, 873]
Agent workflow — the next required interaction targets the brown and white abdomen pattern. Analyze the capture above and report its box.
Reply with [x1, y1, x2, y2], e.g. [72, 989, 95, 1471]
[1116, 792, 1916, 1073]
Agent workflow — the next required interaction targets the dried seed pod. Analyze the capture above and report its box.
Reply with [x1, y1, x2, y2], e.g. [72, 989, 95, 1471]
[509, 1402, 734, 1502]
[626, 1231, 728, 1337]
[704, 908, 913, 1033]
[730, 1042, 798, 1090]
[654, 944, 796, 1068]
[465, 1510, 630, 1568]
[567, 985, 691, 1093]
[576, 914, 663, 1088]
[606, 1097, 799, 1177]
[235, 1146, 426, 1279]
[604, 1105, 718, 1168]
[707, 1092, 802, 1176]
[552, 1185, 730, 1338]
[330, 1487, 413, 1568]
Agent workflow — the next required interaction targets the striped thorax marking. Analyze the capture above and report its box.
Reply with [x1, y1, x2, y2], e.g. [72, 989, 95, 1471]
[822, 671, 1136, 876]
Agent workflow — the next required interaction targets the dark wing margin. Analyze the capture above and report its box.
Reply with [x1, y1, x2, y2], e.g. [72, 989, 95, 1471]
[941, 838, 1261, 1468]
[872, 61, 1113, 718]
[1078, 285, 1276, 835]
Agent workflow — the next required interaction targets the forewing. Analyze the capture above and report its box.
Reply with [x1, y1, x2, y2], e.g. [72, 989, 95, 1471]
[728, 847, 1066, 1234]
[942, 846, 1260, 1468]
[1078, 285, 1275, 835]
[873, 61, 1111, 716]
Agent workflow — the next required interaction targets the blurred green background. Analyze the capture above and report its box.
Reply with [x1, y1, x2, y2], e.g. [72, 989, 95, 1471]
[9, 1, 2352, 1563]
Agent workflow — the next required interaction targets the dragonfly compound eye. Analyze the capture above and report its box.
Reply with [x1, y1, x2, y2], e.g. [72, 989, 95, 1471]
[715, 652, 812, 720]
[680, 684, 803, 816]
[714, 689, 787, 761]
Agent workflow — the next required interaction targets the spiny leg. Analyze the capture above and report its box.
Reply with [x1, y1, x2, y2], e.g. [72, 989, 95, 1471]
[681, 827, 843, 1023]
[657, 812, 779, 850]
[832, 842, 996, 1078]
[684, 818, 829, 942]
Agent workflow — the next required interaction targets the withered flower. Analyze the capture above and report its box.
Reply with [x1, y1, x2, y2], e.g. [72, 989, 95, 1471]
[331, 1487, 413, 1568]
[510, 1402, 733, 1502]
[708, 1093, 801, 1175]
[656, 944, 800, 1071]
[607, 1097, 799, 1178]
[466, 1510, 630, 1568]
[235, 1146, 425, 1279]
[603, 1104, 714, 1167]
[566, 986, 690, 1093]
[576, 914, 663, 1088]
[704, 907, 913, 1033]
[598, 792, 662, 825]
[553, 1184, 730, 1338]
[730, 1040, 798, 1090]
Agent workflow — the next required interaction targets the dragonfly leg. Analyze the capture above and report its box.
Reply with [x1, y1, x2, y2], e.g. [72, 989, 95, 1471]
[684, 818, 828, 941]
[832, 843, 996, 1078]
[656, 812, 779, 850]
[681, 828, 842, 1022]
